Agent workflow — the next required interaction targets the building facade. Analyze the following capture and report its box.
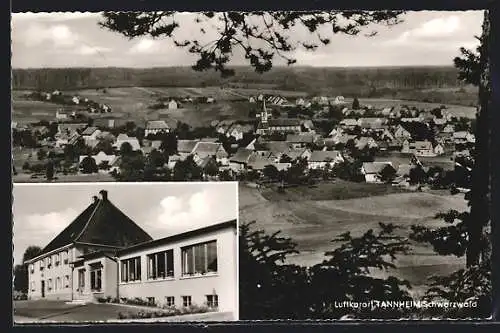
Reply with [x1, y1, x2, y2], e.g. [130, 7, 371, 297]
[25, 190, 238, 317]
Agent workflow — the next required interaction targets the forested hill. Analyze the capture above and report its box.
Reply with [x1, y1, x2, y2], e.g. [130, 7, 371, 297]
[12, 66, 467, 94]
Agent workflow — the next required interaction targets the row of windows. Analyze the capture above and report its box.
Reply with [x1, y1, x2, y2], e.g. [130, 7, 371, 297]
[120, 240, 217, 283]
[149, 295, 218, 308]
[32, 275, 70, 292]
[32, 250, 70, 273]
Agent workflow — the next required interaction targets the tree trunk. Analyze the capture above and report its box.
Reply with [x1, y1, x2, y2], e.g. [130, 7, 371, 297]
[467, 10, 492, 267]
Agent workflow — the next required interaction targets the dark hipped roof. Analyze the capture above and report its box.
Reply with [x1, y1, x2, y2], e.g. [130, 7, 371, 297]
[38, 192, 153, 258]
[117, 219, 237, 256]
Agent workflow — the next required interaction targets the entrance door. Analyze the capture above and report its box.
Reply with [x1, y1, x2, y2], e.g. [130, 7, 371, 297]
[77, 269, 85, 295]
[41, 280, 45, 298]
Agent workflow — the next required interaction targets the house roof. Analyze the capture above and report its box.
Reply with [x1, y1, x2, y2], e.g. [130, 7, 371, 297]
[192, 142, 227, 158]
[267, 118, 301, 127]
[340, 119, 358, 126]
[309, 150, 342, 162]
[230, 148, 254, 164]
[117, 219, 237, 256]
[146, 120, 169, 130]
[82, 126, 98, 136]
[177, 140, 199, 153]
[286, 148, 309, 160]
[255, 141, 291, 155]
[286, 134, 314, 144]
[28, 191, 153, 262]
[362, 162, 394, 174]
[413, 140, 434, 149]
[358, 118, 386, 128]
[374, 154, 413, 169]
[396, 164, 412, 177]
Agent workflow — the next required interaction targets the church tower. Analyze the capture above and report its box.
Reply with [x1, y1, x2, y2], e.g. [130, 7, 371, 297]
[261, 98, 268, 123]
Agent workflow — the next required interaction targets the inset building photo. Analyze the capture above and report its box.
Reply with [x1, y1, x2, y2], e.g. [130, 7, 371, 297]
[13, 182, 239, 323]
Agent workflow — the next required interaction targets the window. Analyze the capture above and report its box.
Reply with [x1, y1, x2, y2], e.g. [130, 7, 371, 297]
[147, 249, 174, 280]
[165, 296, 175, 307]
[31, 281, 35, 292]
[47, 257, 52, 268]
[63, 250, 69, 264]
[206, 295, 219, 308]
[147, 297, 156, 306]
[182, 240, 217, 276]
[48, 279, 53, 291]
[55, 253, 60, 266]
[90, 264, 102, 292]
[182, 296, 192, 307]
[121, 257, 141, 282]
[29, 264, 34, 274]
[56, 277, 61, 290]
[40, 260, 44, 270]
[64, 275, 70, 288]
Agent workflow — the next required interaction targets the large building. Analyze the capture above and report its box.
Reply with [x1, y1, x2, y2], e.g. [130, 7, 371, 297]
[25, 190, 238, 316]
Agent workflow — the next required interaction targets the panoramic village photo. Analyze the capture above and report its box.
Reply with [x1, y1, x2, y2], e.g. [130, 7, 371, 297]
[12, 182, 239, 322]
[11, 10, 493, 320]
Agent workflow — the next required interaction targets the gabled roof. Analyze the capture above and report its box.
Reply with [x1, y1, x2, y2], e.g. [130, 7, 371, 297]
[82, 126, 99, 136]
[230, 148, 254, 164]
[362, 162, 395, 174]
[267, 118, 301, 127]
[177, 140, 199, 154]
[146, 120, 169, 130]
[286, 134, 314, 144]
[30, 191, 153, 261]
[309, 150, 342, 162]
[192, 142, 227, 158]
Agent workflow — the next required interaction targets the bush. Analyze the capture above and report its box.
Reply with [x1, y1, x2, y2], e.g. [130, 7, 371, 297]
[116, 303, 212, 319]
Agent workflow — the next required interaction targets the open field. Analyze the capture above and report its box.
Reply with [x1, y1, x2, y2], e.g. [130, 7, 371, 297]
[12, 100, 81, 123]
[261, 180, 410, 201]
[12, 85, 476, 127]
[13, 172, 115, 183]
[239, 182, 468, 295]
[349, 97, 477, 119]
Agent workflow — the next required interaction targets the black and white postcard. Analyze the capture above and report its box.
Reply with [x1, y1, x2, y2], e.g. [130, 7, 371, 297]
[11, 10, 492, 321]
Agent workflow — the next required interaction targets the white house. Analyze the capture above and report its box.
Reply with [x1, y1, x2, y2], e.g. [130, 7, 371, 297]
[25, 190, 238, 319]
[307, 150, 344, 169]
[361, 162, 396, 183]
[114, 134, 141, 151]
[56, 110, 68, 120]
[79, 152, 117, 169]
[81, 127, 101, 146]
[145, 120, 170, 136]
[168, 100, 178, 110]
[333, 96, 345, 105]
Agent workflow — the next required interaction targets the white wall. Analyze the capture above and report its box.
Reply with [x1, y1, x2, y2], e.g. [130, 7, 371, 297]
[118, 227, 237, 314]
[28, 246, 73, 301]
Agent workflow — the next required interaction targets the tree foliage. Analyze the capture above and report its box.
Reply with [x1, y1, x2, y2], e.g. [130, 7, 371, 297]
[239, 221, 413, 319]
[100, 11, 403, 76]
[14, 246, 42, 293]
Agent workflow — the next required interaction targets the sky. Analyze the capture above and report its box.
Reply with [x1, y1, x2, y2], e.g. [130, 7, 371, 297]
[12, 182, 238, 265]
[11, 10, 483, 68]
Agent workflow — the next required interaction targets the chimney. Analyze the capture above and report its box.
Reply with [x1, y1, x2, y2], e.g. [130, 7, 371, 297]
[92, 196, 99, 203]
[99, 190, 108, 201]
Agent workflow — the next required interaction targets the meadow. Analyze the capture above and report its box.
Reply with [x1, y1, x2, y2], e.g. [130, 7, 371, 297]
[238, 182, 468, 296]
